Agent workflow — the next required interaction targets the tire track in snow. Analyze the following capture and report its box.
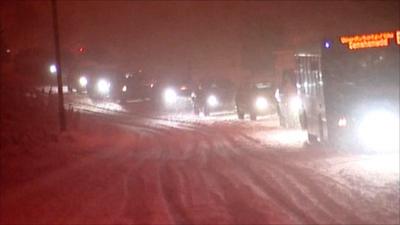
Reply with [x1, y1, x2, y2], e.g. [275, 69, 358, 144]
[57, 103, 397, 224]
[153, 122, 310, 224]
[221, 152, 318, 223]
[112, 143, 171, 223]
[175, 124, 317, 223]
[158, 156, 194, 224]
[233, 133, 373, 224]
[192, 125, 353, 224]
[204, 145, 294, 224]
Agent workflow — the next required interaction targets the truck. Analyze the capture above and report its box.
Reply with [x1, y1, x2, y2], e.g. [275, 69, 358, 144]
[296, 30, 399, 152]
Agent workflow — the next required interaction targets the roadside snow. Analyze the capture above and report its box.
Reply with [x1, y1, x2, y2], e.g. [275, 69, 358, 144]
[0, 83, 139, 189]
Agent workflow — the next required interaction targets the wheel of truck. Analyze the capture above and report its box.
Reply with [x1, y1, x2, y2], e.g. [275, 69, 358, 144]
[250, 113, 257, 121]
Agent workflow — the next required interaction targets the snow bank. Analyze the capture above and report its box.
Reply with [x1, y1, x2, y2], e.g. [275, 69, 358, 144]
[0, 77, 139, 189]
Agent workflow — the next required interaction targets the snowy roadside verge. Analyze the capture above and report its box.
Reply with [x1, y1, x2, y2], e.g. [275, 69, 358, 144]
[0, 82, 139, 191]
[1, 117, 139, 189]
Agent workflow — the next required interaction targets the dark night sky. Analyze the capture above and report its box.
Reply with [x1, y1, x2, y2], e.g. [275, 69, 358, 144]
[1, 0, 399, 81]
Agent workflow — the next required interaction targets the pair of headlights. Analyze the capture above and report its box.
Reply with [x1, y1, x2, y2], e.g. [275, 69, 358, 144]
[79, 76, 111, 95]
[79, 76, 121, 95]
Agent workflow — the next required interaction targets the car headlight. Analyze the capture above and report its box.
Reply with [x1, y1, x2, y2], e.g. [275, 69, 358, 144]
[79, 76, 88, 87]
[289, 96, 302, 111]
[337, 116, 347, 127]
[97, 79, 110, 94]
[255, 97, 268, 110]
[207, 95, 218, 107]
[358, 110, 399, 151]
[164, 88, 177, 104]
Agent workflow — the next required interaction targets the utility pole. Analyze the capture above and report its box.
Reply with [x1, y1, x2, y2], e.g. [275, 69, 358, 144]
[51, 0, 66, 131]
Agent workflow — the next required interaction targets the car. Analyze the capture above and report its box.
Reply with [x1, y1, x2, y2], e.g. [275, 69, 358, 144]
[191, 80, 235, 116]
[235, 82, 278, 120]
[85, 73, 126, 102]
[151, 78, 194, 112]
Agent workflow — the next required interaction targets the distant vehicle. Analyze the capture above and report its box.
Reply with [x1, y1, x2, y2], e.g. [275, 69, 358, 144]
[85, 72, 126, 101]
[297, 30, 399, 151]
[153, 78, 194, 112]
[235, 82, 278, 120]
[68, 74, 89, 94]
[119, 74, 155, 104]
[191, 80, 235, 116]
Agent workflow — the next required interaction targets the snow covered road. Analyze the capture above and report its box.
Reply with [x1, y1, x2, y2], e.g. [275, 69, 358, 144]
[1, 106, 399, 224]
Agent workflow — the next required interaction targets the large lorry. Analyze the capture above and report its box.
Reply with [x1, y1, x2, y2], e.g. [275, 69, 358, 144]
[296, 30, 399, 151]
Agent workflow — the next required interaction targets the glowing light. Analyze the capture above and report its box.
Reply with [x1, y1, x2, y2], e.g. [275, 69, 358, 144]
[340, 32, 395, 50]
[122, 85, 127, 92]
[358, 110, 399, 152]
[164, 88, 177, 104]
[338, 117, 347, 127]
[255, 97, 268, 111]
[97, 79, 110, 94]
[289, 96, 302, 111]
[324, 41, 331, 48]
[49, 64, 57, 74]
[207, 95, 219, 107]
[79, 76, 88, 87]
[396, 30, 400, 45]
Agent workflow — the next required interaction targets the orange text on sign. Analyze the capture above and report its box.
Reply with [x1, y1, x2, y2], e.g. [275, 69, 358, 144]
[340, 32, 396, 50]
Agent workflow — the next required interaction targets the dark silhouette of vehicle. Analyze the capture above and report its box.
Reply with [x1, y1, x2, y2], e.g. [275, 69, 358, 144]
[235, 82, 278, 120]
[191, 80, 235, 116]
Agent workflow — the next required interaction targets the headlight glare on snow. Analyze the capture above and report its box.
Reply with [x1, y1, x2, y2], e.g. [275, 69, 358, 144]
[255, 96, 268, 111]
[358, 110, 399, 152]
[207, 95, 218, 107]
